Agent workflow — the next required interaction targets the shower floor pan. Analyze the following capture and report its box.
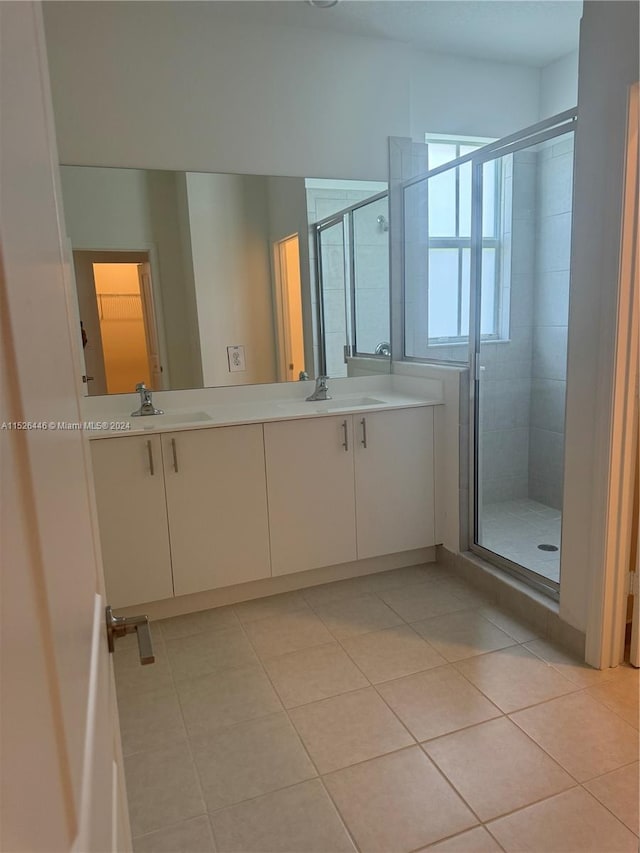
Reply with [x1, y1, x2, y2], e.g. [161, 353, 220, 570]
[479, 498, 561, 583]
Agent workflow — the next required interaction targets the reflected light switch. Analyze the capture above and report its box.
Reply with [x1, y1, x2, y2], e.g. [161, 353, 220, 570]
[227, 345, 246, 372]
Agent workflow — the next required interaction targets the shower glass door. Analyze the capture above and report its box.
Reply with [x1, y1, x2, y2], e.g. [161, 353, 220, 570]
[317, 217, 351, 377]
[471, 118, 576, 595]
[315, 192, 390, 376]
[352, 195, 390, 357]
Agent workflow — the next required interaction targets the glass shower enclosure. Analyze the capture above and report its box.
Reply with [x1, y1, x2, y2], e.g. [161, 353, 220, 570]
[314, 192, 391, 377]
[401, 110, 577, 596]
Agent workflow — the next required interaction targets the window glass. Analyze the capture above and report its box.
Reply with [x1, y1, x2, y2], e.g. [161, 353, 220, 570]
[461, 247, 471, 334]
[428, 249, 459, 339]
[458, 161, 472, 238]
[428, 169, 457, 238]
[480, 248, 496, 335]
[483, 160, 497, 238]
[403, 135, 503, 356]
[428, 143, 457, 170]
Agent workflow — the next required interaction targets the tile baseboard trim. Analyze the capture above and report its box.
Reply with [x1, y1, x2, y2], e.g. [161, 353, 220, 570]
[116, 548, 436, 622]
[436, 545, 586, 660]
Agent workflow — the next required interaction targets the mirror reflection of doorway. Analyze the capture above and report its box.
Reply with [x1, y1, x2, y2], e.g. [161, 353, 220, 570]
[275, 234, 306, 382]
[73, 251, 164, 395]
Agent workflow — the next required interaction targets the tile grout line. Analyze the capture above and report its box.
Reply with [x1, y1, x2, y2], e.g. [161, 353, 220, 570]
[122, 630, 212, 844]
[232, 603, 365, 853]
[304, 605, 496, 844]
[175, 614, 286, 853]
[308, 604, 638, 835]
[507, 705, 640, 789]
[118, 567, 638, 848]
[479, 782, 638, 838]
[163, 623, 211, 844]
[578, 761, 640, 838]
[404, 823, 508, 853]
[317, 591, 628, 830]
[579, 683, 640, 730]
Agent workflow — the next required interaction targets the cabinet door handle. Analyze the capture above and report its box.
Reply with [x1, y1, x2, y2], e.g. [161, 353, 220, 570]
[360, 417, 368, 449]
[171, 438, 179, 473]
[146, 439, 155, 476]
[341, 419, 349, 452]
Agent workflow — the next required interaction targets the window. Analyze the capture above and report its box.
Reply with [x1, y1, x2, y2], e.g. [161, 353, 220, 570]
[424, 136, 501, 344]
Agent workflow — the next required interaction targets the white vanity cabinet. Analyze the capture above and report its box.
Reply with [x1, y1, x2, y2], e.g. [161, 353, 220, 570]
[90, 434, 173, 608]
[354, 406, 435, 558]
[264, 406, 436, 576]
[90, 402, 438, 606]
[90, 424, 271, 606]
[161, 425, 271, 596]
[264, 416, 358, 576]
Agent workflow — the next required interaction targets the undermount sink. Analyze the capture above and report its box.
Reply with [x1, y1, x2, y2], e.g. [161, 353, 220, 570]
[277, 395, 385, 414]
[313, 396, 384, 412]
[141, 411, 212, 427]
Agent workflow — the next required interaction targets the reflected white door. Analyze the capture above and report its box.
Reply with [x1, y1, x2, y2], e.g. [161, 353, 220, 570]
[138, 262, 164, 390]
[0, 4, 130, 850]
[276, 235, 306, 381]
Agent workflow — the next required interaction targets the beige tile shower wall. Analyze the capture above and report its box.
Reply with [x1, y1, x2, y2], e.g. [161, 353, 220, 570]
[529, 137, 574, 510]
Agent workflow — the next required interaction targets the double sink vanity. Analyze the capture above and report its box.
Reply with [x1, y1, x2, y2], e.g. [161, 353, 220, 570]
[87, 375, 444, 613]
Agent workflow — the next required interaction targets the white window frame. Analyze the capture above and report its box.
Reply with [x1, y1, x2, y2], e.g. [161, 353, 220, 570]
[423, 134, 506, 347]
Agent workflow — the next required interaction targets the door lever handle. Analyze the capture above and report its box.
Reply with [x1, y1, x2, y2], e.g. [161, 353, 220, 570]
[105, 605, 155, 665]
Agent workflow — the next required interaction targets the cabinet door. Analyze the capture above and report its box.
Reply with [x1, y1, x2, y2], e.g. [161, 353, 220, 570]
[264, 417, 357, 575]
[354, 407, 435, 559]
[90, 435, 173, 608]
[163, 425, 271, 596]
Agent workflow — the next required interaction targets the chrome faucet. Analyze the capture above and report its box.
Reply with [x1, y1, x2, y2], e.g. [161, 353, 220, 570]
[131, 382, 164, 417]
[306, 375, 331, 402]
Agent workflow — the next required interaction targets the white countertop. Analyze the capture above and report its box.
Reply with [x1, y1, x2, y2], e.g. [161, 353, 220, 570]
[86, 387, 443, 439]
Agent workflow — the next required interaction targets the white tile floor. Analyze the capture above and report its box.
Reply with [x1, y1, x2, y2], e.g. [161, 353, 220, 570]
[115, 563, 639, 853]
[479, 498, 562, 583]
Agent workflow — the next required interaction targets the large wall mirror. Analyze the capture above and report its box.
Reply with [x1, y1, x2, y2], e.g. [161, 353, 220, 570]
[60, 166, 390, 396]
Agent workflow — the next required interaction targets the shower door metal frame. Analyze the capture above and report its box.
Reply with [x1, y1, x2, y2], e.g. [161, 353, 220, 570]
[468, 110, 578, 600]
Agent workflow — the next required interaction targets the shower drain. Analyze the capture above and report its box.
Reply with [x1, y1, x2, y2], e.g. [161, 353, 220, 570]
[538, 543, 559, 552]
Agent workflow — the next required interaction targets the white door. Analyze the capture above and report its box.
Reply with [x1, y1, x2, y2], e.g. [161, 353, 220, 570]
[276, 235, 306, 382]
[138, 262, 164, 390]
[0, 4, 131, 851]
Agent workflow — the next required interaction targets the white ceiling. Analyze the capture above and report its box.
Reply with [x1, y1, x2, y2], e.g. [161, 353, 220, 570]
[210, 0, 582, 67]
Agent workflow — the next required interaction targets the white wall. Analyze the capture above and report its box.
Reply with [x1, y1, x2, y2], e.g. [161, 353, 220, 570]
[409, 49, 542, 140]
[186, 172, 277, 387]
[539, 50, 579, 118]
[561, 1, 639, 637]
[43, 2, 542, 181]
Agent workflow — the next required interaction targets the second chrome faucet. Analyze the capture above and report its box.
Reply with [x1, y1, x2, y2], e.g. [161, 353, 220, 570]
[306, 375, 331, 402]
[131, 382, 164, 416]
